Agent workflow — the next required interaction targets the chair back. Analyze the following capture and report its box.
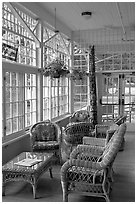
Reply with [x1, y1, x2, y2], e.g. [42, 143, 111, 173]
[69, 110, 91, 123]
[99, 123, 127, 168]
[95, 124, 109, 138]
[64, 122, 94, 145]
[30, 120, 61, 144]
[114, 114, 127, 125]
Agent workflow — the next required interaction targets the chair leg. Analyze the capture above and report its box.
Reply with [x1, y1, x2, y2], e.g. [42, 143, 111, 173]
[61, 181, 68, 202]
[102, 178, 110, 202]
[63, 192, 68, 202]
[104, 194, 110, 202]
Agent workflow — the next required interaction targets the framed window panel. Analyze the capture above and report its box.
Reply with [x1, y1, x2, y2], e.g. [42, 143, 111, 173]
[51, 79, 58, 118]
[25, 73, 37, 127]
[96, 51, 135, 71]
[3, 70, 37, 138]
[43, 28, 70, 119]
[43, 75, 50, 120]
[59, 77, 69, 115]
[2, 3, 36, 66]
[73, 49, 89, 111]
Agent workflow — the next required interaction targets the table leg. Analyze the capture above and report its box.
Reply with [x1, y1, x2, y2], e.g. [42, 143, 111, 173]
[2, 175, 5, 196]
[2, 183, 5, 196]
[32, 178, 37, 199]
[49, 167, 53, 178]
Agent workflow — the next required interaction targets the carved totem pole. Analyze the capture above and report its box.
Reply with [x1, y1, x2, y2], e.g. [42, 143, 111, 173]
[89, 45, 98, 127]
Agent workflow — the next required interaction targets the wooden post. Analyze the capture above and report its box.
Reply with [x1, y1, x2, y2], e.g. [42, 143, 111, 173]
[89, 45, 98, 127]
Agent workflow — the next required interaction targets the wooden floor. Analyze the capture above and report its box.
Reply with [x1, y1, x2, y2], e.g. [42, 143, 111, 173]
[2, 131, 135, 202]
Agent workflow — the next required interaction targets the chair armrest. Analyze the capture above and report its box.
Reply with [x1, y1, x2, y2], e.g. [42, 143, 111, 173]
[83, 137, 106, 147]
[61, 158, 103, 182]
[70, 144, 104, 159]
[106, 129, 116, 143]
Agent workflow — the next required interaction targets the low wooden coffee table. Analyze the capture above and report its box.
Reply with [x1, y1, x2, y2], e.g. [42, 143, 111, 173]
[2, 152, 54, 199]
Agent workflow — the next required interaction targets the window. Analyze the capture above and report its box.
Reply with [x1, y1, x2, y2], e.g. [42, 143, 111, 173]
[43, 76, 69, 120]
[43, 28, 70, 119]
[96, 52, 135, 71]
[73, 47, 89, 111]
[3, 69, 37, 138]
[2, 3, 71, 142]
[2, 3, 36, 66]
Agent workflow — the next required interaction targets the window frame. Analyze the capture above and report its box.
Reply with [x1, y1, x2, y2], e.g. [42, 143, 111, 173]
[2, 60, 39, 142]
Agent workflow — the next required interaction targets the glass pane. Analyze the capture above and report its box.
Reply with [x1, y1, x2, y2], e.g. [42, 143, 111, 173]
[18, 116, 24, 130]
[12, 88, 17, 102]
[6, 119, 12, 135]
[13, 117, 18, 132]
[6, 103, 11, 118]
[31, 100, 36, 111]
[12, 103, 17, 117]
[5, 87, 10, 102]
[18, 102, 24, 115]
[31, 112, 36, 124]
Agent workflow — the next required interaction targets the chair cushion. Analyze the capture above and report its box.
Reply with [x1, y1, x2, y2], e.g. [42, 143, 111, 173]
[75, 110, 90, 122]
[33, 141, 59, 150]
[32, 123, 56, 141]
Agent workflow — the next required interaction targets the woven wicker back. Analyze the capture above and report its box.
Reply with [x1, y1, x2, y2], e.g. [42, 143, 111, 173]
[69, 110, 91, 123]
[99, 123, 127, 168]
[64, 122, 94, 144]
[30, 120, 61, 143]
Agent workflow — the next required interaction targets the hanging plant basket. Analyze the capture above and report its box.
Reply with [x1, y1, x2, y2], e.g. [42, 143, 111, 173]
[43, 59, 70, 78]
[69, 69, 90, 81]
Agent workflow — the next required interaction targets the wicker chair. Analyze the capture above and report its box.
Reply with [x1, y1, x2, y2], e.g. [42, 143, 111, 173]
[83, 124, 110, 147]
[61, 123, 127, 202]
[83, 123, 127, 182]
[61, 122, 95, 163]
[69, 110, 92, 123]
[114, 114, 127, 125]
[30, 120, 61, 162]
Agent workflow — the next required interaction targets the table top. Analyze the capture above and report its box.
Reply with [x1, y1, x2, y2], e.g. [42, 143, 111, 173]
[2, 152, 54, 173]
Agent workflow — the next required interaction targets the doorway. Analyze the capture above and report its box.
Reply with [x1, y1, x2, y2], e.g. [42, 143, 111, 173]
[100, 72, 135, 123]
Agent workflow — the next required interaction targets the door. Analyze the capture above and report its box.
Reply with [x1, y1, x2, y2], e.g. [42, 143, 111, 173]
[100, 72, 135, 123]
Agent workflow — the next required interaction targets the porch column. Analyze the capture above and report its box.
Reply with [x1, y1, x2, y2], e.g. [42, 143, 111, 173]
[89, 45, 98, 127]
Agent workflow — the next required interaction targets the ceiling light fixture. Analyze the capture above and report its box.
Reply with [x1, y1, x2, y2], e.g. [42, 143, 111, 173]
[81, 11, 92, 20]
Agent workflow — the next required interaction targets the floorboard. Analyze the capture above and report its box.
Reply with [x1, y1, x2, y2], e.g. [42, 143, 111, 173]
[2, 131, 135, 202]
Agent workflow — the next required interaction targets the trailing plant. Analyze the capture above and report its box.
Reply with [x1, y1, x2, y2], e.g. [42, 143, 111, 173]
[69, 69, 90, 81]
[43, 59, 70, 78]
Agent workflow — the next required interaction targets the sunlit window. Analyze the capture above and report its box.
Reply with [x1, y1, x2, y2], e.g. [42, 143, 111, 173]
[3, 71, 37, 136]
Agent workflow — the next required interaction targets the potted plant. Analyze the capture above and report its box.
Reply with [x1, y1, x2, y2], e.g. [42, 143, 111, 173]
[43, 59, 70, 78]
[69, 69, 90, 81]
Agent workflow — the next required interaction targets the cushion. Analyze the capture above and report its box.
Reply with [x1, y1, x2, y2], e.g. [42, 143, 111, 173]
[109, 123, 119, 131]
[31, 122, 56, 141]
[33, 141, 59, 150]
[75, 111, 89, 122]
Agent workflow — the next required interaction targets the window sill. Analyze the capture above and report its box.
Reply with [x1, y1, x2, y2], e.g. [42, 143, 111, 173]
[2, 114, 71, 148]
[2, 131, 30, 148]
[51, 113, 71, 124]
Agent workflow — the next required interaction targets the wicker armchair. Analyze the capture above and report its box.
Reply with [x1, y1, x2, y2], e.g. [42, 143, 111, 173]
[61, 122, 95, 163]
[113, 114, 127, 125]
[69, 110, 92, 123]
[61, 123, 127, 202]
[83, 124, 110, 147]
[30, 120, 61, 162]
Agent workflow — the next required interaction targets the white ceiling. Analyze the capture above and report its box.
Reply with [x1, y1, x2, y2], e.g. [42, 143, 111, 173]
[19, 2, 135, 38]
[17, 1, 135, 50]
[38, 2, 135, 31]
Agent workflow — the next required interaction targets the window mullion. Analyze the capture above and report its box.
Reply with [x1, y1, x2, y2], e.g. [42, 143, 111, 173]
[10, 72, 13, 133]
[57, 79, 60, 117]
[2, 72, 6, 138]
